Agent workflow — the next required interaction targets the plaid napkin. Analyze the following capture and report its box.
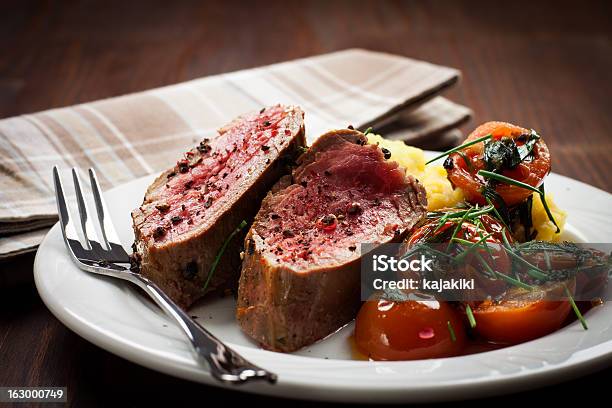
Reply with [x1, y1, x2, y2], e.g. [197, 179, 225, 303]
[0, 49, 469, 259]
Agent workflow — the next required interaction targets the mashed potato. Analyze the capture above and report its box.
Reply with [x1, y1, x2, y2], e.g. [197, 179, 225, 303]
[367, 134, 565, 242]
[367, 134, 464, 211]
[531, 192, 566, 242]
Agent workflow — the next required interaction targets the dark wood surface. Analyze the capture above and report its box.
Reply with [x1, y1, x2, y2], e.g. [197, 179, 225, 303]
[1, 0, 611, 406]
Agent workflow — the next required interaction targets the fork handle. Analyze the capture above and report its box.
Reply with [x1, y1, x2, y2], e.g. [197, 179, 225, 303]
[125, 271, 277, 384]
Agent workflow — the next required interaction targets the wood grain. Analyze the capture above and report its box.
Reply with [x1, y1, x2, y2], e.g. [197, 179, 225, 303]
[0, 0, 610, 406]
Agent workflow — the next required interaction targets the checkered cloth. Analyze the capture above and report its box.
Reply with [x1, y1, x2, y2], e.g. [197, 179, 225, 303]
[0, 49, 470, 259]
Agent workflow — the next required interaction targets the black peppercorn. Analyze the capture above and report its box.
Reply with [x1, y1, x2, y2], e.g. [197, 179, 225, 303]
[183, 261, 198, 280]
[153, 226, 165, 238]
[443, 156, 454, 170]
[155, 203, 170, 212]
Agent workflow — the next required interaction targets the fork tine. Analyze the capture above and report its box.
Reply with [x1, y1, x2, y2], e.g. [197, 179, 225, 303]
[53, 167, 86, 258]
[89, 168, 122, 248]
[72, 168, 101, 250]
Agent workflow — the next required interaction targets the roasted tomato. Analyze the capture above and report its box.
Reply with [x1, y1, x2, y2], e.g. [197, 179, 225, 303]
[406, 218, 512, 277]
[446, 121, 551, 206]
[354, 294, 466, 360]
[468, 279, 574, 344]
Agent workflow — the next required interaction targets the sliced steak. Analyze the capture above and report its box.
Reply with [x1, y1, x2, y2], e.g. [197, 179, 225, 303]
[131, 105, 306, 308]
[236, 129, 427, 352]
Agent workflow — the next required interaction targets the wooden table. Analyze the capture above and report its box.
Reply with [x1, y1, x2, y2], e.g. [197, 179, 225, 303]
[1, 0, 610, 406]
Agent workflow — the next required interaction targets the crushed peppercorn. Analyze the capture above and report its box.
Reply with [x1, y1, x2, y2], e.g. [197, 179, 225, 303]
[155, 203, 170, 212]
[153, 226, 166, 239]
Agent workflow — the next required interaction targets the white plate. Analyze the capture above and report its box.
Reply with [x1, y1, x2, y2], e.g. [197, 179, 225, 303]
[34, 159, 612, 403]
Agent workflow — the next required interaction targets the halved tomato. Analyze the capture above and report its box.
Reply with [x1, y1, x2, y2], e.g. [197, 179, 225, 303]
[446, 121, 551, 206]
[355, 293, 466, 360]
[468, 279, 574, 344]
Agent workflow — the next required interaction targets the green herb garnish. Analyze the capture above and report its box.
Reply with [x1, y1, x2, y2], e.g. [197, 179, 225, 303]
[427, 205, 495, 221]
[363, 127, 373, 135]
[483, 138, 521, 173]
[478, 170, 559, 233]
[452, 233, 494, 263]
[446, 207, 473, 251]
[517, 130, 541, 161]
[465, 304, 477, 328]
[565, 286, 588, 330]
[447, 321, 457, 342]
[203, 220, 248, 291]
[474, 252, 535, 290]
[426, 134, 492, 165]
[538, 184, 560, 233]
[456, 151, 473, 171]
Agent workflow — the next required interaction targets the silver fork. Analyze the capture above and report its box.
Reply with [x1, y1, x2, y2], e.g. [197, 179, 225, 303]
[52, 166, 277, 385]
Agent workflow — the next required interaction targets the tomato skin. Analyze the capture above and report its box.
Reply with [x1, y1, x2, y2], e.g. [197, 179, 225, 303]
[406, 219, 512, 277]
[469, 281, 574, 344]
[405, 221, 454, 246]
[446, 121, 551, 206]
[354, 296, 466, 360]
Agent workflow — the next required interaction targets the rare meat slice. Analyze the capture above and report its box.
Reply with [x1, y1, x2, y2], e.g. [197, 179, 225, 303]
[236, 129, 427, 352]
[131, 105, 306, 308]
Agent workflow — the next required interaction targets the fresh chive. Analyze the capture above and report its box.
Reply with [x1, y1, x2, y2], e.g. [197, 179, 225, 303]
[492, 269, 534, 290]
[543, 250, 552, 272]
[500, 227, 512, 249]
[447, 208, 473, 251]
[400, 243, 456, 262]
[426, 134, 492, 165]
[447, 321, 457, 342]
[502, 247, 548, 279]
[478, 170, 541, 193]
[538, 184, 560, 233]
[475, 252, 534, 290]
[484, 195, 510, 230]
[453, 233, 493, 262]
[526, 268, 548, 281]
[432, 212, 451, 235]
[482, 186, 511, 226]
[565, 286, 588, 330]
[499, 227, 547, 281]
[427, 205, 495, 221]
[500, 227, 521, 281]
[474, 217, 494, 260]
[456, 151, 473, 171]
[478, 171, 559, 232]
[203, 220, 248, 291]
[363, 127, 373, 135]
[465, 304, 477, 328]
